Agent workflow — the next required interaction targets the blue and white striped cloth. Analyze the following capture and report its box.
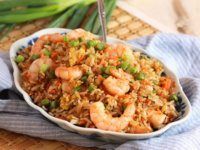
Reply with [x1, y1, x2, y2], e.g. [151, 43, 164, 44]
[0, 33, 200, 150]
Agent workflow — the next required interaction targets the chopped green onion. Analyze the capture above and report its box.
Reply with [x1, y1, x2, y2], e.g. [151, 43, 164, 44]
[170, 94, 178, 101]
[48, 70, 55, 79]
[101, 66, 116, 74]
[96, 42, 105, 50]
[50, 101, 58, 109]
[105, 66, 116, 74]
[87, 40, 97, 48]
[128, 66, 138, 74]
[100, 67, 106, 73]
[63, 36, 68, 42]
[88, 84, 96, 93]
[86, 71, 91, 76]
[153, 80, 158, 85]
[43, 49, 51, 57]
[31, 54, 40, 60]
[105, 66, 111, 74]
[78, 37, 83, 42]
[102, 74, 109, 78]
[120, 61, 130, 71]
[81, 75, 88, 82]
[122, 105, 126, 112]
[70, 40, 79, 47]
[41, 99, 50, 106]
[74, 86, 81, 92]
[40, 64, 49, 73]
[118, 57, 123, 62]
[136, 72, 145, 80]
[15, 55, 24, 63]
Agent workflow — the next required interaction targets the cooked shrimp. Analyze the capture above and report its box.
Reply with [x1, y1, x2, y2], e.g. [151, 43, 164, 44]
[28, 57, 52, 82]
[90, 101, 135, 132]
[103, 76, 130, 96]
[67, 28, 95, 40]
[31, 33, 64, 55]
[110, 68, 133, 81]
[105, 44, 134, 62]
[105, 45, 125, 60]
[148, 110, 166, 129]
[55, 66, 83, 80]
[129, 122, 152, 134]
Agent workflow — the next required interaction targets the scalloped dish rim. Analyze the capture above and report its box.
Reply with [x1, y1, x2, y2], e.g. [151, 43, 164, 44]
[10, 28, 191, 141]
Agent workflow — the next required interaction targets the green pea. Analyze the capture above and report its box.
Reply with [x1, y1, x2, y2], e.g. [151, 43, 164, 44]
[40, 64, 49, 73]
[102, 74, 109, 78]
[78, 37, 83, 42]
[106, 66, 116, 74]
[87, 40, 97, 48]
[128, 67, 138, 74]
[63, 36, 68, 42]
[70, 40, 79, 47]
[74, 86, 81, 92]
[43, 49, 51, 57]
[120, 61, 130, 71]
[81, 75, 88, 82]
[118, 57, 123, 62]
[170, 94, 178, 101]
[136, 72, 145, 80]
[88, 84, 96, 93]
[122, 105, 126, 112]
[86, 71, 91, 76]
[41, 99, 50, 106]
[153, 90, 157, 94]
[105, 66, 111, 74]
[100, 67, 106, 73]
[31, 54, 40, 60]
[96, 42, 105, 50]
[50, 101, 58, 109]
[15, 55, 24, 63]
[100, 66, 116, 75]
[48, 70, 55, 79]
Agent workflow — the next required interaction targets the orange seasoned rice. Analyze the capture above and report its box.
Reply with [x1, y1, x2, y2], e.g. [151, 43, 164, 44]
[16, 29, 179, 133]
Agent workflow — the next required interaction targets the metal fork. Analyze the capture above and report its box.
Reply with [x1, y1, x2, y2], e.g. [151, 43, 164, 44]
[97, 0, 107, 42]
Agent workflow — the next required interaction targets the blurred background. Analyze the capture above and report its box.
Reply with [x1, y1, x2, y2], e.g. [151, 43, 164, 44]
[120, 0, 200, 36]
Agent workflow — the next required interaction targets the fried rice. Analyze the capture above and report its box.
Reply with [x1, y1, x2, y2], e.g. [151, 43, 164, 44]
[15, 29, 179, 133]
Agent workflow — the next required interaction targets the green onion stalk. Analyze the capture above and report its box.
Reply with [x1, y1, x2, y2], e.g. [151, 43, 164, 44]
[0, 0, 59, 11]
[83, 6, 98, 32]
[66, 6, 89, 29]
[49, 0, 96, 28]
[48, 5, 78, 28]
[0, 0, 86, 23]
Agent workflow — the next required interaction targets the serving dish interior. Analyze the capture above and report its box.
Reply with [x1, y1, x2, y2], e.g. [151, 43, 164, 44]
[10, 28, 191, 141]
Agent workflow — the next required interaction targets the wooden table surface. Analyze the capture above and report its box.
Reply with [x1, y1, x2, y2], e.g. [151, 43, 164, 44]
[0, 8, 157, 150]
